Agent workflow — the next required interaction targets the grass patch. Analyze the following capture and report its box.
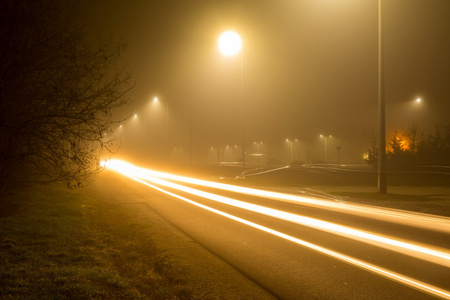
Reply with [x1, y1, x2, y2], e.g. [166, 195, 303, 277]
[0, 185, 192, 299]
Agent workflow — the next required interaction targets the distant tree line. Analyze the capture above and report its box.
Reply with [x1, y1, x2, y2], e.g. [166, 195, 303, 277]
[0, 0, 133, 193]
[364, 124, 450, 169]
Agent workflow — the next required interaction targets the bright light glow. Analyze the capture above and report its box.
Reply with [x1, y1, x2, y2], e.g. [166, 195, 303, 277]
[154, 97, 158, 102]
[99, 160, 110, 168]
[104, 159, 450, 268]
[417, 98, 421, 102]
[102, 160, 450, 234]
[218, 31, 242, 56]
[134, 114, 137, 118]
[103, 159, 450, 299]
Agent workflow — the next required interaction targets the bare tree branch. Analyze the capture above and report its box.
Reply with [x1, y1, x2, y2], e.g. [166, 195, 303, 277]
[0, 0, 133, 192]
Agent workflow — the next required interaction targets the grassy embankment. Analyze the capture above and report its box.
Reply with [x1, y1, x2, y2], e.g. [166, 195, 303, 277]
[0, 185, 192, 299]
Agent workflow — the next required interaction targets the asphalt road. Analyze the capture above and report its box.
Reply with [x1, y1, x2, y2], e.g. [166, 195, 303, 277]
[89, 163, 450, 299]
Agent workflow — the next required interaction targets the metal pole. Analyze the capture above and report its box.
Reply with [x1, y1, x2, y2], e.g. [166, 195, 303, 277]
[377, 0, 387, 193]
[241, 47, 246, 170]
[189, 99, 192, 166]
[290, 140, 293, 163]
[167, 100, 170, 164]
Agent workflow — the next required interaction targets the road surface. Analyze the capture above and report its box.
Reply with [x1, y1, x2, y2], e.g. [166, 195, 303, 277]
[91, 160, 450, 299]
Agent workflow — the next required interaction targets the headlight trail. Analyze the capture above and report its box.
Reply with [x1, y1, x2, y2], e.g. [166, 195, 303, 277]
[109, 166, 450, 300]
[106, 161, 450, 268]
[103, 159, 450, 234]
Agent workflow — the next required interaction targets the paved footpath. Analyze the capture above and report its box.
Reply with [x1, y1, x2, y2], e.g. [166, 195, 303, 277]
[85, 171, 277, 299]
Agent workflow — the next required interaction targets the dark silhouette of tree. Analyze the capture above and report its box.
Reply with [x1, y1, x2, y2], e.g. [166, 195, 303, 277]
[417, 125, 450, 165]
[0, 0, 133, 192]
[365, 125, 450, 170]
[404, 124, 420, 155]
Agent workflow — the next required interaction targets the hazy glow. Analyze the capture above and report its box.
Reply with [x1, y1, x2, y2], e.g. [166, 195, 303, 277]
[103, 159, 450, 299]
[104, 159, 450, 268]
[218, 31, 242, 56]
[391, 132, 411, 151]
[103, 160, 450, 233]
[104, 160, 450, 233]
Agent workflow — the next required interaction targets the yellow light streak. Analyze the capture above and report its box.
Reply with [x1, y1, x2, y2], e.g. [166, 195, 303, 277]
[104, 160, 450, 234]
[110, 162, 450, 268]
[104, 160, 450, 267]
[110, 168, 450, 299]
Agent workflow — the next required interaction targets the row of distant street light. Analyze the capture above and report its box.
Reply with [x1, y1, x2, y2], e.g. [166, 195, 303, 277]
[122, 28, 355, 165]
[124, 92, 426, 166]
[123, 108, 337, 165]
[206, 136, 336, 166]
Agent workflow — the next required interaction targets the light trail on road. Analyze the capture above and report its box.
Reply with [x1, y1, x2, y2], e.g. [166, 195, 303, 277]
[102, 159, 450, 299]
[101, 160, 450, 234]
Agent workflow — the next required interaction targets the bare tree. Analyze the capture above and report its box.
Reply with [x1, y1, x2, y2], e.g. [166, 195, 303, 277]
[404, 124, 420, 154]
[0, 0, 133, 192]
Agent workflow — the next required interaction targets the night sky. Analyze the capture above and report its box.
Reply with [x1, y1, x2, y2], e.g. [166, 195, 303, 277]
[85, 0, 450, 166]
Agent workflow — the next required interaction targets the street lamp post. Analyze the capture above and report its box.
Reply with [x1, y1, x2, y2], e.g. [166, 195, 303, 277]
[154, 97, 170, 163]
[336, 146, 342, 165]
[218, 31, 245, 170]
[415, 98, 428, 135]
[254, 141, 263, 166]
[320, 135, 331, 163]
[377, 0, 387, 193]
[285, 139, 298, 163]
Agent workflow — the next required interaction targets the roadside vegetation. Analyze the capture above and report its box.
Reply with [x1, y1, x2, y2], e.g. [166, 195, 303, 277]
[0, 0, 132, 194]
[0, 185, 192, 299]
[364, 124, 450, 168]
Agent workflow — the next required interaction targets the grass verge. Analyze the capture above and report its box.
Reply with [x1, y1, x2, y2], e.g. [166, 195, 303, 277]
[0, 185, 192, 299]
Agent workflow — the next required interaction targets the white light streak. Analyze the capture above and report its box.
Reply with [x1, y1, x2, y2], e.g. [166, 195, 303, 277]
[104, 160, 450, 234]
[106, 164, 450, 299]
[106, 160, 450, 268]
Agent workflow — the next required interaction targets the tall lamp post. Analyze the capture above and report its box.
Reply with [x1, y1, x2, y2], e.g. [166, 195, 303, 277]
[286, 139, 298, 163]
[218, 31, 245, 169]
[153, 97, 170, 163]
[377, 0, 387, 193]
[254, 141, 263, 166]
[415, 97, 428, 135]
[320, 135, 331, 163]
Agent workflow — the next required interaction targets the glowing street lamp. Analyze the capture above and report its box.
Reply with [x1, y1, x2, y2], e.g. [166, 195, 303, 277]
[218, 31, 242, 56]
[218, 31, 245, 169]
[414, 97, 428, 135]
